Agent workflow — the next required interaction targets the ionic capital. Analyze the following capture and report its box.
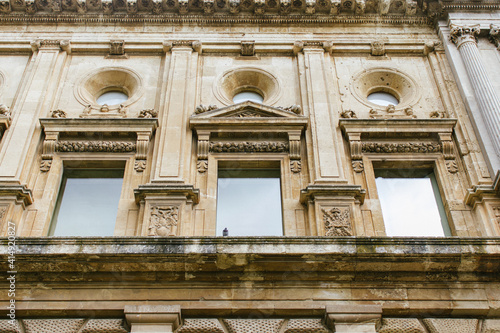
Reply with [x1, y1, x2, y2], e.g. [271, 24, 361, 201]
[449, 24, 480, 48]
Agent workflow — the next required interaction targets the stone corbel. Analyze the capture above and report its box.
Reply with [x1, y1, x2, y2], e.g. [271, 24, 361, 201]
[25, 0, 36, 13]
[76, 0, 87, 13]
[438, 132, 458, 173]
[102, 0, 113, 14]
[354, 0, 365, 15]
[344, 132, 363, 173]
[124, 305, 181, 333]
[109, 40, 126, 57]
[325, 305, 382, 333]
[135, 131, 153, 172]
[289, 130, 301, 173]
[305, 0, 315, 14]
[41, 131, 58, 172]
[229, 0, 240, 13]
[152, 0, 162, 13]
[202, 0, 214, 14]
[405, 0, 417, 15]
[126, 0, 137, 13]
[489, 24, 500, 50]
[0, 184, 33, 207]
[371, 41, 385, 56]
[279, 0, 291, 14]
[196, 131, 210, 173]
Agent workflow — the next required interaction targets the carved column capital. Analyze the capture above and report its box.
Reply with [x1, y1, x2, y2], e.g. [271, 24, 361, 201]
[449, 24, 480, 48]
[30, 39, 70, 53]
[163, 40, 202, 53]
[489, 24, 500, 50]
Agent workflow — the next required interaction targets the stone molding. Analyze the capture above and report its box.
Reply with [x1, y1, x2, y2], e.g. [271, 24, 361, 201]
[465, 171, 500, 207]
[134, 184, 200, 204]
[0, 184, 33, 206]
[339, 119, 457, 173]
[124, 305, 181, 332]
[39, 118, 157, 172]
[300, 185, 366, 205]
[325, 305, 382, 332]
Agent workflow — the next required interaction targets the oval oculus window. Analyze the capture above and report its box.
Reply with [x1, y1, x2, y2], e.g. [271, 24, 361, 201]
[97, 91, 129, 106]
[367, 92, 399, 107]
[233, 91, 264, 104]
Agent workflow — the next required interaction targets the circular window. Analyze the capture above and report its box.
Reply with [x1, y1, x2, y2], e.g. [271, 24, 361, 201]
[233, 91, 264, 104]
[351, 67, 419, 109]
[75, 67, 143, 110]
[367, 92, 399, 106]
[214, 67, 281, 106]
[97, 91, 129, 105]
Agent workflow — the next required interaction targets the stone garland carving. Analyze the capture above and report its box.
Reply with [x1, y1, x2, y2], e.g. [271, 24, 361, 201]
[50, 109, 67, 118]
[195, 104, 218, 114]
[322, 207, 352, 236]
[277, 104, 302, 114]
[148, 206, 179, 236]
[340, 109, 357, 118]
[56, 141, 136, 152]
[138, 109, 158, 118]
[232, 111, 265, 118]
[361, 142, 442, 154]
[0, 104, 11, 121]
[209, 141, 289, 153]
[490, 24, 500, 50]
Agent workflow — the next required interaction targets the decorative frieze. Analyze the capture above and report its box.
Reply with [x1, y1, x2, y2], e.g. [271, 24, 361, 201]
[148, 205, 179, 236]
[39, 118, 157, 172]
[56, 141, 136, 152]
[322, 207, 352, 236]
[209, 141, 289, 153]
[361, 142, 442, 154]
[0, 0, 11, 13]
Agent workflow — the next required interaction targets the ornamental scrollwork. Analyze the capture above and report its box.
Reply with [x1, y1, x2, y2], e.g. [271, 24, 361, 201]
[148, 206, 179, 236]
[277, 105, 302, 114]
[361, 142, 442, 154]
[340, 109, 357, 119]
[56, 141, 136, 152]
[209, 141, 289, 153]
[195, 104, 218, 114]
[50, 109, 67, 118]
[322, 207, 352, 236]
[138, 109, 158, 118]
[0, 104, 11, 118]
[290, 160, 301, 173]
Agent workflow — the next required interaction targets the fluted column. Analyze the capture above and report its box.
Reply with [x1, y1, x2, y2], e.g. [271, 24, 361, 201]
[450, 24, 500, 159]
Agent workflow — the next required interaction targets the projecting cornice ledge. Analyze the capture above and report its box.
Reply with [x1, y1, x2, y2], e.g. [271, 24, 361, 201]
[2, 237, 500, 283]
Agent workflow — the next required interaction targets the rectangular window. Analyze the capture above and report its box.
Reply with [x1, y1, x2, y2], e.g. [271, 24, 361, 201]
[216, 166, 283, 236]
[375, 168, 451, 237]
[49, 168, 124, 236]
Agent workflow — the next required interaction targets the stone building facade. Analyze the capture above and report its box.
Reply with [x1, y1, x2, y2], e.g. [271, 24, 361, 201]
[0, 0, 499, 331]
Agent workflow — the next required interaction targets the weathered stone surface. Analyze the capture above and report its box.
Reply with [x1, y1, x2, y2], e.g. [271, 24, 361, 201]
[422, 318, 478, 333]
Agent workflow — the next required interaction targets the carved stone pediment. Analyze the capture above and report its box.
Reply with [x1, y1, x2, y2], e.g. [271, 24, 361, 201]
[191, 101, 304, 120]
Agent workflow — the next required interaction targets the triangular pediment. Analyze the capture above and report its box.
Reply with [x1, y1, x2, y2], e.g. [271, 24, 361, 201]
[192, 101, 304, 119]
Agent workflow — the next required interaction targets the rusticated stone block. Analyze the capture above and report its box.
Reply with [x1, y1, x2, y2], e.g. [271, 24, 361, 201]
[379, 318, 426, 333]
[223, 319, 284, 333]
[284, 318, 329, 332]
[484, 319, 500, 333]
[0, 320, 22, 333]
[23, 319, 85, 333]
[81, 319, 128, 333]
[422, 318, 478, 333]
[177, 318, 225, 333]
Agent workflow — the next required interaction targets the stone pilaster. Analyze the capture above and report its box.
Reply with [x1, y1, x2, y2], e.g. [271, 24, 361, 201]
[450, 24, 500, 161]
[297, 42, 343, 182]
[153, 41, 201, 182]
[0, 40, 70, 182]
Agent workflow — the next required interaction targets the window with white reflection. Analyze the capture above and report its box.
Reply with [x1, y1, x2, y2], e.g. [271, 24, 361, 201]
[216, 168, 283, 236]
[367, 91, 399, 106]
[49, 169, 124, 236]
[375, 169, 451, 237]
[97, 91, 128, 105]
[233, 91, 264, 104]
